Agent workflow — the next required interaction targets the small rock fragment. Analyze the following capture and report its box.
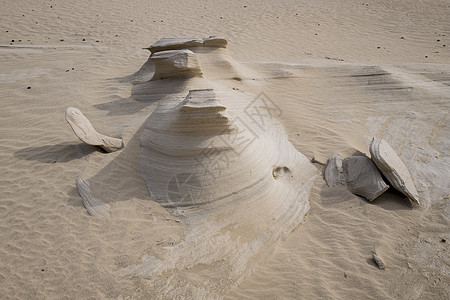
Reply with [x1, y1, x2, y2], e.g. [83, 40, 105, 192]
[372, 253, 385, 269]
[324, 154, 344, 187]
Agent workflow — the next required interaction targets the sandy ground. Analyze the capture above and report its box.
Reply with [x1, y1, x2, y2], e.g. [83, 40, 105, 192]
[0, 0, 449, 299]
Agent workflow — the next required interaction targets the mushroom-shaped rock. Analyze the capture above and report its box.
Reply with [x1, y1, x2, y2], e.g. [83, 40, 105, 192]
[202, 36, 228, 48]
[146, 37, 203, 53]
[150, 49, 202, 80]
[343, 156, 389, 201]
[369, 138, 420, 205]
[65, 107, 123, 152]
[324, 154, 344, 187]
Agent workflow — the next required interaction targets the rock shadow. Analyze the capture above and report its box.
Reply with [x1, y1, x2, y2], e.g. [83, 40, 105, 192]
[13, 142, 98, 163]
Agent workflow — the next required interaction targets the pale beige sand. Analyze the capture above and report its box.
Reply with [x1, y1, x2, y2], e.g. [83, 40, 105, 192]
[1, 0, 449, 299]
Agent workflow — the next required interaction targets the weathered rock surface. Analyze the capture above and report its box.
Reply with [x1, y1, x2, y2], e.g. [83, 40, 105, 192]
[202, 36, 228, 48]
[76, 178, 110, 219]
[65, 107, 123, 152]
[150, 49, 202, 80]
[343, 156, 389, 201]
[147, 37, 203, 53]
[146, 36, 228, 53]
[324, 154, 344, 187]
[369, 138, 420, 205]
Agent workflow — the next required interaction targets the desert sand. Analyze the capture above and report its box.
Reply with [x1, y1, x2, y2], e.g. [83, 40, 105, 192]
[0, 0, 449, 299]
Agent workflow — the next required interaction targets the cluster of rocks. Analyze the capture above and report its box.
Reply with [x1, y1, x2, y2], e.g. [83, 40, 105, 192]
[324, 138, 420, 205]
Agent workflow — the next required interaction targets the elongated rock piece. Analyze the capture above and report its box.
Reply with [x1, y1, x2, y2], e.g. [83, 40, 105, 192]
[369, 138, 420, 205]
[76, 178, 110, 219]
[343, 156, 389, 201]
[202, 36, 227, 48]
[150, 49, 202, 80]
[372, 253, 386, 270]
[65, 107, 123, 152]
[145, 36, 228, 53]
[324, 154, 344, 187]
[146, 37, 203, 53]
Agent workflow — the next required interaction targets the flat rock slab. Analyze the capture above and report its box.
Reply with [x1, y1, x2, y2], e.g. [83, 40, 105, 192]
[343, 155, 389, 201]
[369, 138, 420, 205]
[147, 37, 203, 53]
[146, 36, 228, 53]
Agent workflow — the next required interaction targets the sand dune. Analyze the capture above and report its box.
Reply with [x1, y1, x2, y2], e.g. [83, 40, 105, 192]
[1, 0, 449, 299]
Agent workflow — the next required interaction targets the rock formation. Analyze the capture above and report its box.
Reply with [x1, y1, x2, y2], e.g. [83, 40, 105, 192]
[65, 107, 123, 152]
[150, 49, 202, 80]
[342, 156, 389, 201]
[369, 138, 420, 204]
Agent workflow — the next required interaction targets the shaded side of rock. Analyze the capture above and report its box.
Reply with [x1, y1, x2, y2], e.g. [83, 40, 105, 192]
[343, 156, 389, 201]
[369, 138, 420, 205]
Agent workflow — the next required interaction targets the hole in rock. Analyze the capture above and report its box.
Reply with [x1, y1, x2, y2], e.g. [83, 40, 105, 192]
[272, 166, 292, 180]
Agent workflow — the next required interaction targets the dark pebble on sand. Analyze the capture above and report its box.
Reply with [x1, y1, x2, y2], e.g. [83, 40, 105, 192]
[425, 56, 428, 58]
[27, 86, 31, 89]
[11, 39, 14, 42]
[437, 39, 440, 42]
[95, 40, 99, 42]
[401, 36, 404, 39]
[377, 46, 380, 49]
[441, 238, 446, 243]
[82, 38, 85, 41]
[60, 39, 64, 41]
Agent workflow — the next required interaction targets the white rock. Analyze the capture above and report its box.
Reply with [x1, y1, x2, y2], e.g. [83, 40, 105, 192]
[65, 107, 123, 152]
[150, 49, 202, 80]
[324, 154, 344, 187]
[369, 138, 420, 205]
[343, 156, 389, 201]
[202, 36, 228, 48]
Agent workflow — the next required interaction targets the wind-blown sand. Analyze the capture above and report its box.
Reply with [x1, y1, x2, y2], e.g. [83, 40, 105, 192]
[0, 0, 449, 299]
